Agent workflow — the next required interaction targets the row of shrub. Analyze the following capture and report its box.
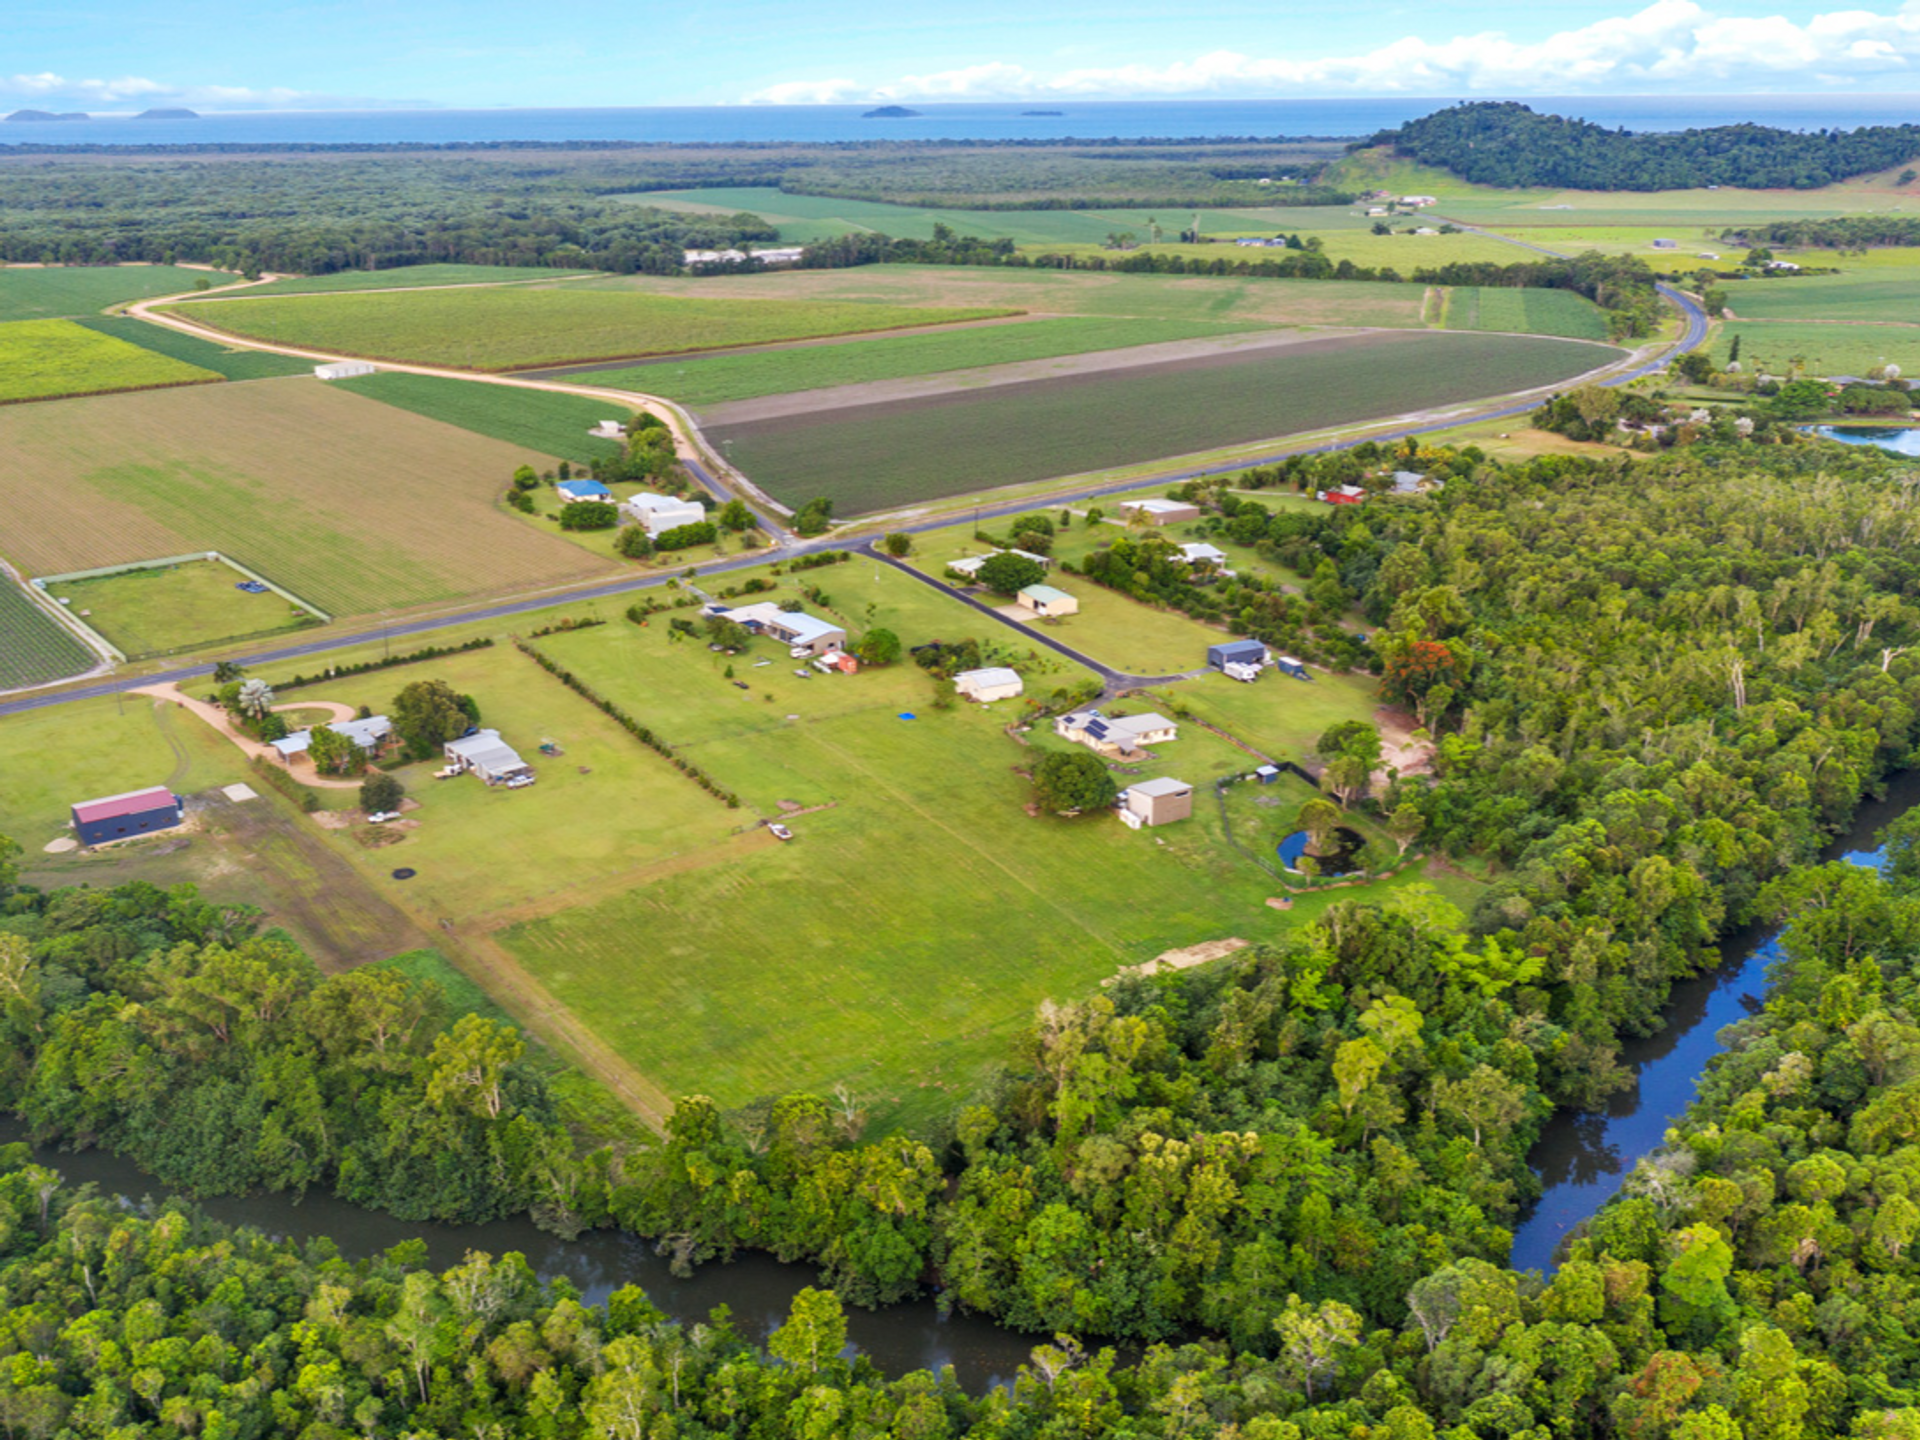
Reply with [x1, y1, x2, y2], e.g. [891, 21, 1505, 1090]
[513, 638, 742, 807]
[248, 754, 320, 813]
[778, 551, 854, 574]
[526, 617, 606, 638]
[272, 637, 494, 691]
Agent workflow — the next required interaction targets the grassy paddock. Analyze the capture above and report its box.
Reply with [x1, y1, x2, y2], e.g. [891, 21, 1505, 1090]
[1714, 321, 1920, 377]
[46, 556, 318, 659]
[332, 372, 630, 463]
[0, 318, 221, 403]
[242, 264, 604, 296]
[165, 287, 1023, 371]
[0, 382, 609, 617]
[565, 316, 1269, 408]
[75, 316, 315, 381]
[1443, 286, 1610, 340]
[0, 264, 240, 321]
[0, 581, 95, 689]
[712, 330, 1623, 514]
[1720, 269, 1920, 322]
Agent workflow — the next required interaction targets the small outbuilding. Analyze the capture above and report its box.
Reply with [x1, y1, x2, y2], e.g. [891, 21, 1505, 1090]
[1118, 776, 1193, 829]
[1175, 542, 1228, 567]
[955, 666, 1023, 703]
[72, 786, 183, 847]
[590, 419, 627, 439]
[1018, 583, 1079, 618]
[314, 360, 376, 380]
[445, 729, 533, 784]
[1118, 498, 1201, 526]
[556, 479, 613, 504]
[1275, 655, 1312, 680]
[1208, 640, 1269, 672]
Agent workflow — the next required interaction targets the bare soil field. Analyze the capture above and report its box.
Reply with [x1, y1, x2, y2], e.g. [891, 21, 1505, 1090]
[0, 381, 609, 616]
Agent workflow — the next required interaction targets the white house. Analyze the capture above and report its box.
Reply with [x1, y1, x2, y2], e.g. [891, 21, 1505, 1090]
[707, 601, 847, 656]
[270, 714, 395, 763]
[947, 547, 1051, 579]
[955, 667, 1023, 703]
[1055, 708, 1178, 757]
[314, 360, 376, 380]
[445, 729, 532, 784]
[1018, 583, 1079, 618]
[1174, 542, 1228, 567]
[589, 419, 626, 439]
[621, 491, 707, 536]
[1401, 194, 1438, 207]
[1117, 498, 1201, 526]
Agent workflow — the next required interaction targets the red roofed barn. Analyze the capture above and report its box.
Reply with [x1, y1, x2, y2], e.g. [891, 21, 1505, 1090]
[71, 786, 184, 847]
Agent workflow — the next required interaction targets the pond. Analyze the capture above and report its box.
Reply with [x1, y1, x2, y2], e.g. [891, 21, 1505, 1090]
[1276, 825, 1364, 875]
[1809, 424, 1920, 457]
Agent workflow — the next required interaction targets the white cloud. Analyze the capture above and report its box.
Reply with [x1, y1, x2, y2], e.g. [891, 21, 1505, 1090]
[0, 72, 409, 112]
[744, 0, 1920, 101]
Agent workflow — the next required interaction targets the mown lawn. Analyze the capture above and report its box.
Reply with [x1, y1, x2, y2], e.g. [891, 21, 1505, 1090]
[712, 330, 1623, 514]
[0, 581, 94, 690]
[572, 316, 1269, 407]
[0, 318, 221, 402]
[0, 264, 239, 320]
[46, 556, 318, 659]
[333, 372, 630, 463]
[164, 287, 1024, 370]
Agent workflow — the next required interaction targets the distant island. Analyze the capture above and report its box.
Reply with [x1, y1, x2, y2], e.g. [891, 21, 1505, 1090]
[862, 106, 920, 119]
[5, 109, 88, 122]
[135, 108, 199, 120]
[1021, 110, 1064, 117]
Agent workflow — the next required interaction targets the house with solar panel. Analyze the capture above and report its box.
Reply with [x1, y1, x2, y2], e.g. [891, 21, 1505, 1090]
[71, 786, 184, 847]
[1055, 707, 1178, 759]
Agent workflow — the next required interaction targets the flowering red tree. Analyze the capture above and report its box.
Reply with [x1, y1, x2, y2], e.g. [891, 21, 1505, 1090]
[1383, 640, 1461, 729]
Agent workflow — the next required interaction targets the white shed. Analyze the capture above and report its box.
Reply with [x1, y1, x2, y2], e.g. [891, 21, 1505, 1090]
[955, 667, 1023, 703]
[314, 360, 376, 380]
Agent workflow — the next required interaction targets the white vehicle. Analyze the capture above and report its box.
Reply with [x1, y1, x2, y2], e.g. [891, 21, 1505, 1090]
[789, 645, 814, 659]
[768, 823, 794, 841]
[1223, 660, 1263, 683]
[366, 810, 402, 824]
[506, 774, 536, 789]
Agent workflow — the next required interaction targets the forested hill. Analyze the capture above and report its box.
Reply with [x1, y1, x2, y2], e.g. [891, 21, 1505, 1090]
[1369, 101, 1920, 190]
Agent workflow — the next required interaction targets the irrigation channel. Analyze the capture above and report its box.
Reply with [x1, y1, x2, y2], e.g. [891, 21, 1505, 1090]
[5, 771, 1917, 1378]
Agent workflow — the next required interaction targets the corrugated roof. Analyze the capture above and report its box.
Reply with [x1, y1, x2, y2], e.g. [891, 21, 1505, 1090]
[447, 729, 528, 774]
[1110, 713, 1174, 736]
[558, 479, 611, 496]
[1130, 777, 1191, 798]
[957, 666, 1020, 688]
[73, 786, 177, 824]
[1020, 584, 1073, 604]
[765, 611, 845, 644]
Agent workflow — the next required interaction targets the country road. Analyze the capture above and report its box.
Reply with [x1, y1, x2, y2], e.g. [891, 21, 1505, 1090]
[0, 275, 1708, 720]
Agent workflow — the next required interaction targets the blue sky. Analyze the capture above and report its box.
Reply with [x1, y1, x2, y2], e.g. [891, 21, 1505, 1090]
[6, 0, 1920, 110]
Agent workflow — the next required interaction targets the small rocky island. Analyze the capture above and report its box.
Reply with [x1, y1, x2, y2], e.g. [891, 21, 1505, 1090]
[862, 105, 920, 118]
[5, 110, 88, 122]
[134, 108, 200, 120]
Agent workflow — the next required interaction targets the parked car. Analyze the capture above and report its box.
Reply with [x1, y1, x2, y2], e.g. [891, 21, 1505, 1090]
[366, 810, 401, 824]
[768, 823, 794, 841]
[506, 775, 535, 789]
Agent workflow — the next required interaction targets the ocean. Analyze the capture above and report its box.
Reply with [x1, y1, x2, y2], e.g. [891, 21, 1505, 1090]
[3, 95, 1917, 148]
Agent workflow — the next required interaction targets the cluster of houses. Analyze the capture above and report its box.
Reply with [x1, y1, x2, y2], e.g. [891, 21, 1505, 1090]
[682, 247, 806, 267]
[552, 480, 709, 536]
[1319, 471, 1431, 505]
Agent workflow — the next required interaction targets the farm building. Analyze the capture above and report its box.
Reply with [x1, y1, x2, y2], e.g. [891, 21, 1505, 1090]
[683, 246, 806, 267]
[556, 479, 613, 504]
[314, 361, 376, 380]
[71, 786, 184, 847]
[955, 666, 1023, 703]
[1401, 194, 1438, 207]
[1018, 584, 1079, 618]
[1275, 655, 1312, 680]
[1652, 238, 1678, 250]
[1175, 542, 1228, 567]
[1319, 484, 1367, 506]
[1056, 708, 1178, 757]
[1117, 498, 1201, 526]
[270, 714, 396, 763]
[1208, 640, 1269, 672]
[1118, 776, 1194, 829]
[1391, 470, 1428, 495]
[709, 601, 848, 656]
[621, 491, 708, 536]
[445, 729, 533, 784]
[590, 419, 626, 439]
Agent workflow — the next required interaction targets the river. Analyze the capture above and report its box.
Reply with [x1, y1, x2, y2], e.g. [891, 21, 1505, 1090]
[1509, 767, 1920, 1269]
[10, 774, 1915, 1368]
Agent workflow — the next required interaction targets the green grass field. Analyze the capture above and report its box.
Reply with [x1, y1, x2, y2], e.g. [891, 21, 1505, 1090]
[75, 316, 315, 381]
[0, 264, 239, 320]
[1714, 322, 1920, 378]
[575, 264, 1433, 329]
[0, 581, 94, 690]
[332, 372, 631, 463]
[1721, 270, 1920, 322]
[0, 382, 610, 618]
[1023, 229, 1533, 271]
[0, 318, 222, 403]
[46, 557, 318, 659]
[165, 287, 1023, 370]
[1443, 286, 1610, 340]
[574, 316, 1271, 406]
[712, 330, 1623, 513]
[241, 264, 604, 296]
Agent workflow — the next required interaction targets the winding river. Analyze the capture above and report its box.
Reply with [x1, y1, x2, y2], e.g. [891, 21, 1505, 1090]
[9, 773, 1915, 1378]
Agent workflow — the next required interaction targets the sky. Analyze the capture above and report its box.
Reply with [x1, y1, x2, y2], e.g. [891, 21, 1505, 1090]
[5, 0, 1920, 112]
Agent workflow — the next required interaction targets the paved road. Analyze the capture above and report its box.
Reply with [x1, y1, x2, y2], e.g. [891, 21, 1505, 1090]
[1, 281, 1707, 720]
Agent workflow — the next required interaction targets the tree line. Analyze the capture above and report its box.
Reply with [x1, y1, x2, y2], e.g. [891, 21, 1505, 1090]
[1371, 101, 1920, 190]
